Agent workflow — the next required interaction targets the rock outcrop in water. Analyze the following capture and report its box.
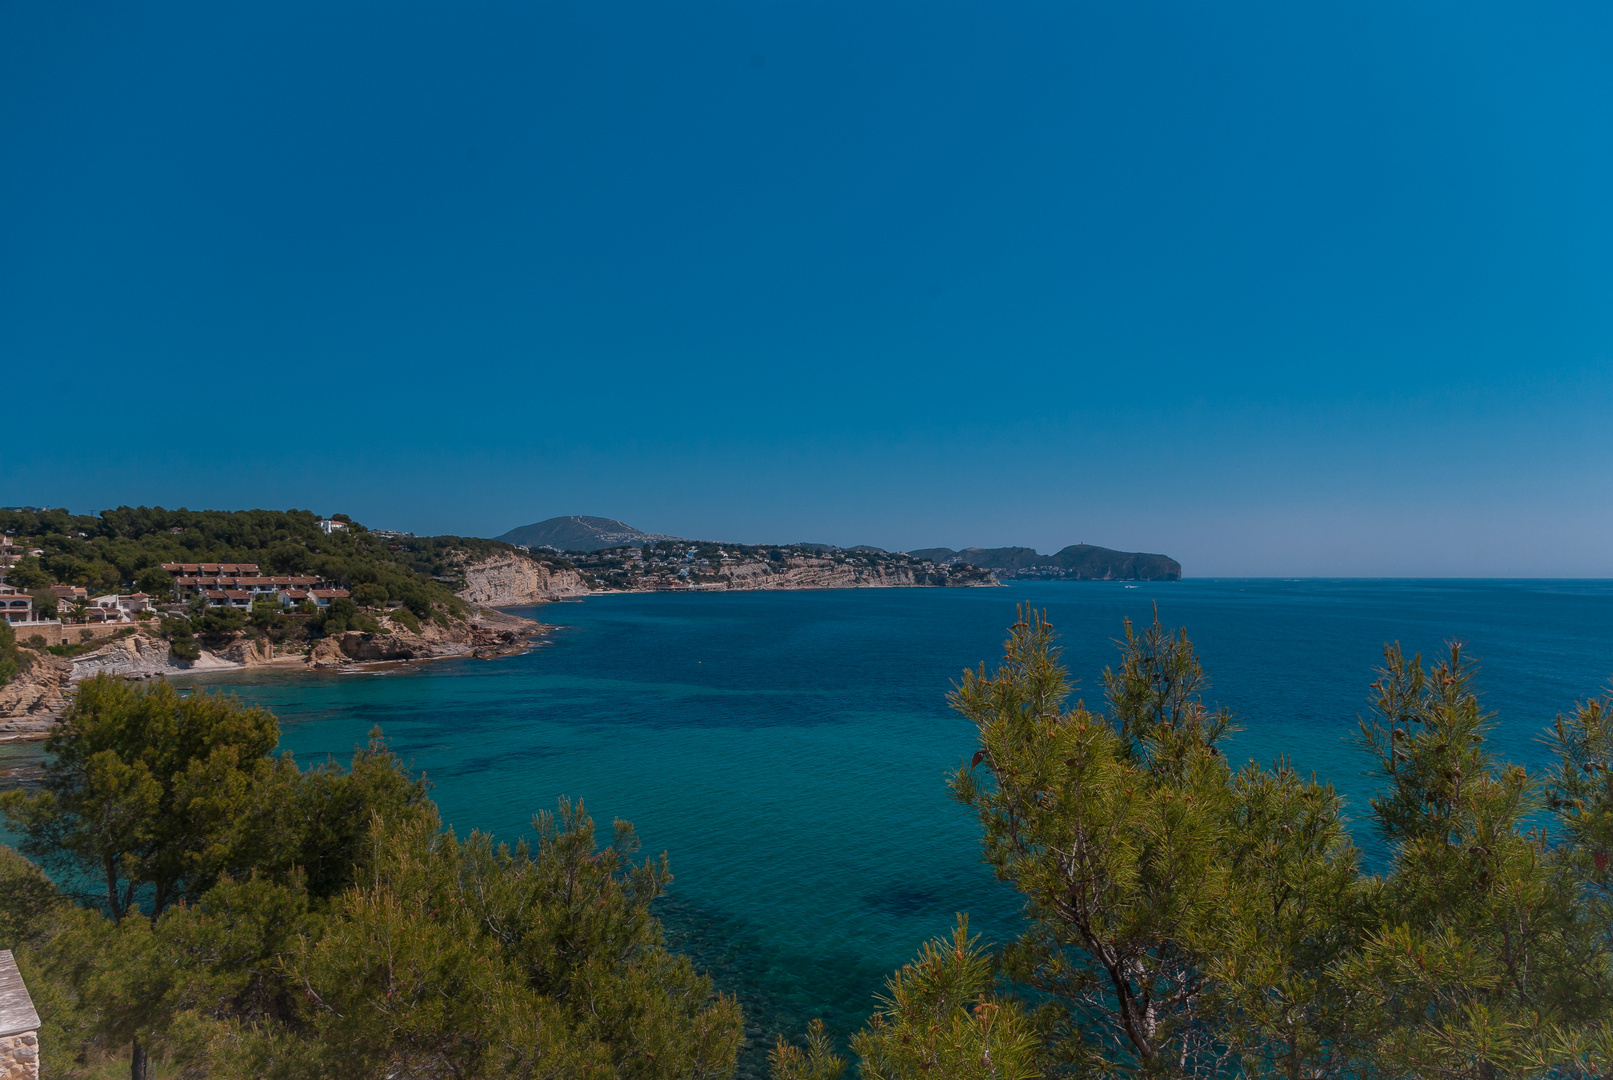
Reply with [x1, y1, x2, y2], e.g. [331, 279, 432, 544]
[308, 609, 548, 668]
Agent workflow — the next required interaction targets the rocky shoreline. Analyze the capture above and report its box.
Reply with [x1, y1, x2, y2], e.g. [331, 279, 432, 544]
[3, 548, 999, 740]
[0, 607, 552, 742]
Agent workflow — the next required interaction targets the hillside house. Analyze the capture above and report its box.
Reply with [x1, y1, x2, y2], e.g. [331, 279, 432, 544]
[90, 593, 156, 619]
[160, 562, 261, 578]
[162, 566, 326, 609]
[0, 585, 32, 624]
[170, 574, 320, 599]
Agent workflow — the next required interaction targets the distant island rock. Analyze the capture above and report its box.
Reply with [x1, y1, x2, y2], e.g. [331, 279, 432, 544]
[495, 516, 671, 552]
[907, 544, 1181, 581]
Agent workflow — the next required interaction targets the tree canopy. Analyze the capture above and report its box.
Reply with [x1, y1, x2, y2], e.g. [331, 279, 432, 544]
[0, 676, 741, 1080]
[772, 608, 1613, 1080]
[0, 505, 566, 622]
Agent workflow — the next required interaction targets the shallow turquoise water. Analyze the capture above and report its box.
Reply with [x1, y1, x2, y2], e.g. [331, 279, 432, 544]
[8, 580, 1613, 1071]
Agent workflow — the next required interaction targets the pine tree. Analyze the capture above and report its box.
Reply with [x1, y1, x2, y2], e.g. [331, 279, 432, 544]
[1334, 643, 1610, 1079]
[946, 607, 1360, 1077]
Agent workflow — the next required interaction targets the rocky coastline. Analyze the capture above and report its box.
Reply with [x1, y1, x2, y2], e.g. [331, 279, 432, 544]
[2, 548, 996, 740]
[458, 548, 1000, 605]
[456, 552, 591, 605]
[0, 607, 551, 741]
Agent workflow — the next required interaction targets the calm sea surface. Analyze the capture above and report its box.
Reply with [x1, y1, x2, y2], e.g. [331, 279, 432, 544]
[7, 580, 1613, 1072]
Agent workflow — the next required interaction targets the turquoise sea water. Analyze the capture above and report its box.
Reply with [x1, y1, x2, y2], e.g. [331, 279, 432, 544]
[7, 580, 1613, 1072]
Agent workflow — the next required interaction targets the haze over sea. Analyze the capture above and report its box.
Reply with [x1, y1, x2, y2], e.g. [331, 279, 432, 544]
[18, 579, 1610, 1071]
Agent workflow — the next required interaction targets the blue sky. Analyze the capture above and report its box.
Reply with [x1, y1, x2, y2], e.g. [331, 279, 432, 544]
[2, 1, 1609, 575]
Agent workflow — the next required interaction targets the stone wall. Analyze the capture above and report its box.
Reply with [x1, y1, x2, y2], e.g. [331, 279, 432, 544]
[8, 621, 142, 648]
[0, 950, 39, 1080]
[0, 1032, 37, 1079]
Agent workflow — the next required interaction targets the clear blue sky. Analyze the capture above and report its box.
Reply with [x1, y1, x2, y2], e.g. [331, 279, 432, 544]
[2, 1, 1609, 575]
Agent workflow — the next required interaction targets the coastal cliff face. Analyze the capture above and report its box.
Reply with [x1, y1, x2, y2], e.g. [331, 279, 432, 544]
[69, 631, 228, 681]
[0, 651, 72, 741]
[457, 553, 590, 606]
[2, 632, 246, 737]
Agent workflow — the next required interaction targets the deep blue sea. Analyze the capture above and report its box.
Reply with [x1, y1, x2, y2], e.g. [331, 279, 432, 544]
[6, 580, 1613, 1072]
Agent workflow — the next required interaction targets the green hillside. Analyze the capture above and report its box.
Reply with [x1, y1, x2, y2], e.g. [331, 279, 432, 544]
[0, 506, 552, 618]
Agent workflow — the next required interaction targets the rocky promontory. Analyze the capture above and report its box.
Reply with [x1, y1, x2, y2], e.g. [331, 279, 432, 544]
[0, 607, 553, 738]
[455, 552, 590, 606]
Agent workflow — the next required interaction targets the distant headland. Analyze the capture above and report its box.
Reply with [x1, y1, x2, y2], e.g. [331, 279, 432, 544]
[907, 544, 1182, 582]
[494, 516, 1182, 584]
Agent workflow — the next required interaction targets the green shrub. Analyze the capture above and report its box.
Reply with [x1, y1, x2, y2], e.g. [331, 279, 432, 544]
[3, 557, 49, 590]
[134, 566, 173, 596]
[0, 621, 20, 687]
[160, 617, 202, 662]
[315, 597, 380, 637]
[350, 583, 388, 608]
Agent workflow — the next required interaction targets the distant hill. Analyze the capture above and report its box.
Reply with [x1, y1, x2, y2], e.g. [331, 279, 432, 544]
[1045, 544, 1181, 580]
[906, 544, 1180, 581]
[495, 516, 667, 552]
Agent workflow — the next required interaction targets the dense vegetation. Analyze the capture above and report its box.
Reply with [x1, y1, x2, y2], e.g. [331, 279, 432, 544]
[9, 609, 1613, 1078]
[0, 618, 24, 685]
[0, 506, 534, 616]
[0, 676, 741, 1079]
[0, 507, 581, 659]
[771, 609, 1613, 1079]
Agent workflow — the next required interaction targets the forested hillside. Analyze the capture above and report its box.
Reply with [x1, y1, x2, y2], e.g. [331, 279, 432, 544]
[0, 506, 567, 618]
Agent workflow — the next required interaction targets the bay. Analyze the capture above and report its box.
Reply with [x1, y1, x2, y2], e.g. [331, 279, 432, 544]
[6, 579, 1612, 1072]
